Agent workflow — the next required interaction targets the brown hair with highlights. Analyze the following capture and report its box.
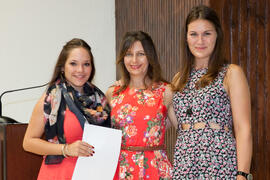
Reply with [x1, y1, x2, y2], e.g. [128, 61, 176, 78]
[172, 5, 227, 91]
[48, 38, 95, 86]
[116, 31, 167, 93]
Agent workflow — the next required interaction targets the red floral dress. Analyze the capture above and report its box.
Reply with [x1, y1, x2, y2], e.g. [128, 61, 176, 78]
[111, 82, 172, 180]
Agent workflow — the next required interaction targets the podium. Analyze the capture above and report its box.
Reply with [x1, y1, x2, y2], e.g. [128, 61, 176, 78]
[0, 123, 42, 180]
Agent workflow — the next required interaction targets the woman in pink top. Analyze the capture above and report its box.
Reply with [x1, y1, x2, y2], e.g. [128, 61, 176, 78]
[23, 38, 111, 180]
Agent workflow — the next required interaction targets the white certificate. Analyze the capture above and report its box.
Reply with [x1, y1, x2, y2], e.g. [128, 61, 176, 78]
[72, 124, 122, 180]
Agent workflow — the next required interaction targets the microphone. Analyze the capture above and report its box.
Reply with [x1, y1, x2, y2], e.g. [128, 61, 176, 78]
[0, 83, 48, 123]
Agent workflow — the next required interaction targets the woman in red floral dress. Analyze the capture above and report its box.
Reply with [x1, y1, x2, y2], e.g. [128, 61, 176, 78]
[106, 31, 178, 180]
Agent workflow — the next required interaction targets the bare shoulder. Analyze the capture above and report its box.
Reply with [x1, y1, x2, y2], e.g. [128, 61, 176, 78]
[225, 64, 245, 83]
[226, 64, 245, 78]
[24, 93, 47, 142]
[30, 94, 46, 120]
[163, 84, 174, 107]
[105, 86, 115, 102]
[28, 93, 46, 125]
[35, 93, 46, 110]
[225, 64, 249, 94]
[164, 84, 173, 97]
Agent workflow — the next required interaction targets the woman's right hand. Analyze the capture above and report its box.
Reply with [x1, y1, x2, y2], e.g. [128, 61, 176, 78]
[112, 79, 123, 86]
[65, 140, 95, 157]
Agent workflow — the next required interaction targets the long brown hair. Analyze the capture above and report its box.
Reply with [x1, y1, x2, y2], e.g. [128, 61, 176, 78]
[48, 38, 96, 86]
[172, 5, 227, 91]
[116, 31, 167, 93]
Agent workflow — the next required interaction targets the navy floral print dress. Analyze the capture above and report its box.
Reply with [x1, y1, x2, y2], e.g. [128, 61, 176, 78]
[172, 65, 237, 179]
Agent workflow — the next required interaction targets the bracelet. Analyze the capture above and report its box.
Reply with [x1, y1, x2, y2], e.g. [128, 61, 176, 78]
[64, 144, 70, 157]
[61, 144, 68, 158]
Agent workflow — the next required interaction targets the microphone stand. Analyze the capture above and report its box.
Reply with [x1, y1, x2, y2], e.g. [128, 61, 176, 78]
[0, 83, 48, 123]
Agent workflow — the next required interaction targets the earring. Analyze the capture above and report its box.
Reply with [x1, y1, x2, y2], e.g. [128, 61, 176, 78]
[60, 71, 65, 81]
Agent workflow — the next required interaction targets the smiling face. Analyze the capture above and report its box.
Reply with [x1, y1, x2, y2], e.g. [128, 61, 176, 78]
[124, 41, 149, 79]
[63, 47, 92, 93]
[187, 19, 217, 63]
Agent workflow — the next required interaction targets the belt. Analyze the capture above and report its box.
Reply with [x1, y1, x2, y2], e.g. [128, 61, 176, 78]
[121, 145, 166, 151]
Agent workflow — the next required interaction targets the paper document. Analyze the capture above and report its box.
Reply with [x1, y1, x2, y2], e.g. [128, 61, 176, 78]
[72, 124, 122, 180]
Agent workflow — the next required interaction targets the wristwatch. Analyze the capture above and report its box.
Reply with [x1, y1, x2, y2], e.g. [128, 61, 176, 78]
[237, 171, 253, 180]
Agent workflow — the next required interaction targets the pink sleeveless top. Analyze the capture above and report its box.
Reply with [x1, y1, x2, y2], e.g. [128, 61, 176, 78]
[37, 109, 83, 180]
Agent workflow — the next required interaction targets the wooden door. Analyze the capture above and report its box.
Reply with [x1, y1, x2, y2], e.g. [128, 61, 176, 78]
[210, 0, 270, 179]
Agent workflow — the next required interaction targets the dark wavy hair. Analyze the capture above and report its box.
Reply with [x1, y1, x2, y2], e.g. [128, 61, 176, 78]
[116, 31, 167, 93]
[48, 38, 95, 86]
[172, 5, 227, 91]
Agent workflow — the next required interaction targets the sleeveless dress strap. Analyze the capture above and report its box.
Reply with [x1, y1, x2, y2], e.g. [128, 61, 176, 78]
[219, 64, 230, 80]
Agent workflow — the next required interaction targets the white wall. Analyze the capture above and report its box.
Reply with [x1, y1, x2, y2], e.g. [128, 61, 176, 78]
[0, 0, 116, 123]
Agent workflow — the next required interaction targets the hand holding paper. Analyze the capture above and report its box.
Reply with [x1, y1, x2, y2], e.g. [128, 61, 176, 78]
[72, 124, 122, 180]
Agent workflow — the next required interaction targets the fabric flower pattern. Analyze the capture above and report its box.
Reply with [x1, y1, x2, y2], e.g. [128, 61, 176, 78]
[125, 125, 138, 138]
[112, 103, 138, 145]
[111, 83, 172, 179]
[133, 89, 158, 107]
[111, 94, 125, 107]
[132, 152, 148, 178]
[143, 109, 164, 146]
[172, 65, 238, 178]
[119, 152, 134, 180]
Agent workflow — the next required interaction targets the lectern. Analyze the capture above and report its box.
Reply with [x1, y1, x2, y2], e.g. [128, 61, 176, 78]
[0, 123, 42, 180]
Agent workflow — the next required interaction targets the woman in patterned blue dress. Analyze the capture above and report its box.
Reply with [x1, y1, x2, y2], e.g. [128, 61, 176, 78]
[171, 5, 252, 179]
